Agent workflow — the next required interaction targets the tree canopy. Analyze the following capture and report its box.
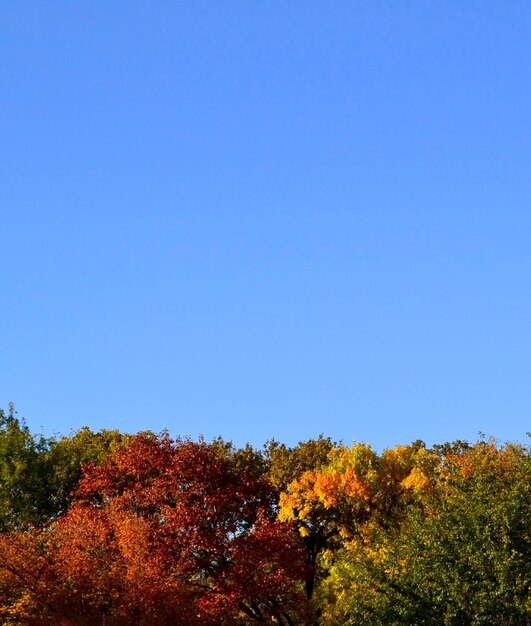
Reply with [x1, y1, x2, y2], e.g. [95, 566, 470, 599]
[0, 406, 529, 625]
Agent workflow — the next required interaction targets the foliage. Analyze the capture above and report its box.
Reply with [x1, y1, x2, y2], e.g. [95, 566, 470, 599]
[315, 440, 531, 625]
[44, 426, 131, 518]
[0, 404, 53, 531]
[276, 441, 435, 599]
[0, 405, 129, 531]
[264, 436, 336, 492]
[0, 432, 306, 625]
[0, 410, 529, 625]
[264, 436, 338, 600]
[210, 437, 270, 483]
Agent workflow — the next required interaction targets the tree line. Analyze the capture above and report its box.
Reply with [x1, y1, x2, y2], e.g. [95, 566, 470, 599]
[0, 404, 530, 625]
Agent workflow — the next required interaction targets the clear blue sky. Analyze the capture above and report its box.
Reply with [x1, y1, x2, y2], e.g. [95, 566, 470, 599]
[1, 1, 530, 450]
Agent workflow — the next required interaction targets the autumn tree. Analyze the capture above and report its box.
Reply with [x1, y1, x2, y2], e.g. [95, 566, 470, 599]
[13, 432, 307, 625]
[265, 436, 336, 493]
[2, 412, 527, 626]
[315, 440, 531, 625]
[277, 440, 441, 602]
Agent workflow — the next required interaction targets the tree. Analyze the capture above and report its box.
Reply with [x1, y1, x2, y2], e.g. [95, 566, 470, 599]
[44, 426, 131, 519]
[0, 432, 306, 625]
[316, 440, 531, 625]
[265, 436, 336, 493]
[0, 404, 52, 531]
[0, 405, 130, 531]
[277, 440, 443, 606]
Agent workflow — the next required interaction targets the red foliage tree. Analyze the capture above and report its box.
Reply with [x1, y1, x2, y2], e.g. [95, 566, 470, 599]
[40, 433, 306, 625]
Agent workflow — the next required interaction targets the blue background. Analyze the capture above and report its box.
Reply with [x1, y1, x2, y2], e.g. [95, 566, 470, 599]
[1, 1, 530, 449]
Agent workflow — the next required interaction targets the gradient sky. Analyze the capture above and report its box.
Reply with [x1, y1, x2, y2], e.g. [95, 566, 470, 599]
[1, 1, 530, 450]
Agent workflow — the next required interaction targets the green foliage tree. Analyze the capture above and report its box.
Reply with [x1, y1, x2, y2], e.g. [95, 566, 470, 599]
[0, 404, 52, 531]
[316, 440, 531, 625]
[45, 425, 131, 518]
[264, 435, 336, 492]
[0, 404, 130, 530]
[210, 436, 270, 483]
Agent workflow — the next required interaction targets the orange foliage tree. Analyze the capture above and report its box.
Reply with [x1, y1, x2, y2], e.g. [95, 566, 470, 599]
[278, 441, 439, 599]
